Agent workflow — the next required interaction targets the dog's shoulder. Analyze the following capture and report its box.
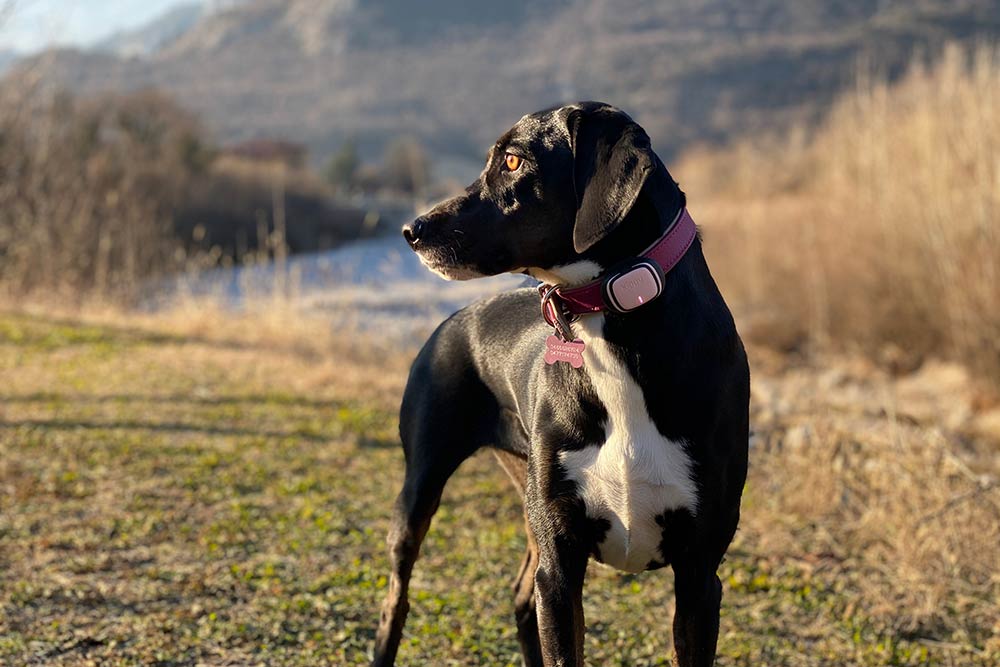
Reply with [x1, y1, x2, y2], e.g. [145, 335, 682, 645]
[415, 286, 544, 362]
[472, 285, 540, 312]
[444, 286, 542, 333]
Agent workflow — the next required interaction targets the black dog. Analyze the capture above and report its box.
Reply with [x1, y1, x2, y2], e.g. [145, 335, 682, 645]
[373, 102, 749, 667]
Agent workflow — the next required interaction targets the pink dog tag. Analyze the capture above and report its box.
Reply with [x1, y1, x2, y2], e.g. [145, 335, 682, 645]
[544, 335, 586, 368]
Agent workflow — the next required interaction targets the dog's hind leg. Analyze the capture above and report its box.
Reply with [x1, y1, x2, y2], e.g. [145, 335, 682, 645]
[372, 345, 495, 666]
[494, 450, 543, 667]
[371, 460, 457, 666]
[512, 520, 542, 666]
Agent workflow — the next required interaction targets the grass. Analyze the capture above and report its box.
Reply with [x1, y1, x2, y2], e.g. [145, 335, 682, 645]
[1, 308, 998, 666]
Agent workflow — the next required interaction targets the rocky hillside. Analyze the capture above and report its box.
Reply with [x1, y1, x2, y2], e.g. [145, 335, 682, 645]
[10, 0, 1000, 169]
[95, 2, 207, 58]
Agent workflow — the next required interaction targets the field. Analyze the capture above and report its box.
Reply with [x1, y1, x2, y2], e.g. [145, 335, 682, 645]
[1, 307, 997, 666]
[2, 36, 1000, 667]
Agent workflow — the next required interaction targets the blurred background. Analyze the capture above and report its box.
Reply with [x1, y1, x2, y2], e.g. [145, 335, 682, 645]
[1, 1, 999, 665]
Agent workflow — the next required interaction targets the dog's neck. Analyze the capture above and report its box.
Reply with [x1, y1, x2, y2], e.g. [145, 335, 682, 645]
[532, 164, 688, 288]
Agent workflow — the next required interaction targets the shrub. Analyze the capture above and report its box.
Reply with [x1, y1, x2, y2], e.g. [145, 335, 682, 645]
[683, 44, 1000, 387]
[0, 87, 205, 300]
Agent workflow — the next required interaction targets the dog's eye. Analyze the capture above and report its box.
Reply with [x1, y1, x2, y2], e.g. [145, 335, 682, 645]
[504, 153, 522, 172]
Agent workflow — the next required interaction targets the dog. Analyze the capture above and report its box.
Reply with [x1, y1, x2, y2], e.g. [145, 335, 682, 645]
[372, 102, 749, 667]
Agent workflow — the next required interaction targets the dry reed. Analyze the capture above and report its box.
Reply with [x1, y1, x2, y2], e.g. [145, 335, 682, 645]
[682, 43, 1000, 387]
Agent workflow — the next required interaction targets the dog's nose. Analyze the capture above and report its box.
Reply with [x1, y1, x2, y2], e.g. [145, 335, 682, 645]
[402, 218, 425, 248]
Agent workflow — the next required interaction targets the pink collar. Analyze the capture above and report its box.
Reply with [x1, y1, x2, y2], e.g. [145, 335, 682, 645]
[540, 208, 697, 331]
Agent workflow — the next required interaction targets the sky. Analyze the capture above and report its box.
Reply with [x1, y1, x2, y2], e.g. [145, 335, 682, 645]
[0, 0, 198, 53]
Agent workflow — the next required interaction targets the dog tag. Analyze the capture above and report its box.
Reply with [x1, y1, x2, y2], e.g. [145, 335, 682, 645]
[544, 335, 585, 368]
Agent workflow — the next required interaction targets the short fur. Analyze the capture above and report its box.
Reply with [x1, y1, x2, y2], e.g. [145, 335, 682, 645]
[374, 102, 750, 667]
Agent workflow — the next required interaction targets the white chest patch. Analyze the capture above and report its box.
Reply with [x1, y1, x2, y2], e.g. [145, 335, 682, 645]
[558, 316, 698, 573]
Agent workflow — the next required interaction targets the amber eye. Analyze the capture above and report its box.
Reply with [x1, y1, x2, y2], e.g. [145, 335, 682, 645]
[505, 153, 522, 171]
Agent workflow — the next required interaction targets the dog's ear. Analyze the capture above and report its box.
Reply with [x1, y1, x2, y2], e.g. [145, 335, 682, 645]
[568, 106, 655, 253]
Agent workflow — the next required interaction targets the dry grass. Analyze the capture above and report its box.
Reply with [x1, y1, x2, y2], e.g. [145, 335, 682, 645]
[746, 350, 1000, 653]
[682, 43, 1000, 386]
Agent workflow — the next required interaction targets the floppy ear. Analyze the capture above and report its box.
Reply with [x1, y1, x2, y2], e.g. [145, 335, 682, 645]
[569, 107, 655, 253]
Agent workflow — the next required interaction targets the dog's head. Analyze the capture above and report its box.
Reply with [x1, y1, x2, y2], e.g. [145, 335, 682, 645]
[404, 102, 674, 283]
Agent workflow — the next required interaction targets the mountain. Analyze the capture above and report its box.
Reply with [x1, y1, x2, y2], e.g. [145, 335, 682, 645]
[95, 2, 207, 58]
[0, 49, 21, 75]
[9, 0, 1000, 174]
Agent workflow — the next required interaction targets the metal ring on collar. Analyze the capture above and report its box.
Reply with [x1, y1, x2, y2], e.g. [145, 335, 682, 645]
[539, 285, 576, 342]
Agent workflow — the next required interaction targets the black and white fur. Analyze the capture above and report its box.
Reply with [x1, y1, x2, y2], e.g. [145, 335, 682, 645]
[373, 102, 750, 667]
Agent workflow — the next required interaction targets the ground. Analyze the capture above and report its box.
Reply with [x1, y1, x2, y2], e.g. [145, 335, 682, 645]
[1, 309, 997, 666]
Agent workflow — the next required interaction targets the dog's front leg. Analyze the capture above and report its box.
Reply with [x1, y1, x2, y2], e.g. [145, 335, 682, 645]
[532, 532, 589, 666]
[671, 561, 723, 667]
[526, 476, 590, 666]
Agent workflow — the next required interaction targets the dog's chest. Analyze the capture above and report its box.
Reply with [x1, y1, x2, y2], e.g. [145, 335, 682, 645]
[558, 317, 698, 573]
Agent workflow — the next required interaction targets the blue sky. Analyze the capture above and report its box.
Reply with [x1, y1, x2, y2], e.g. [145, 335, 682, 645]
[0, 0, 197, 53]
